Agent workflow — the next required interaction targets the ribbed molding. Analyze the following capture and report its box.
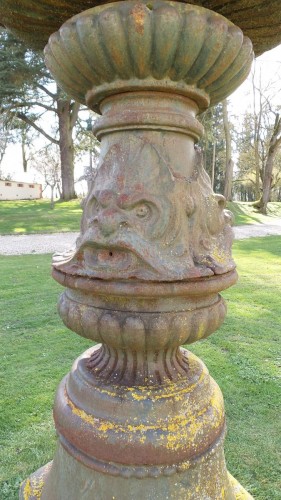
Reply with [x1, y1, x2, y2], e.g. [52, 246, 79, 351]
[44, 1, 253, 111]
[1, 0, 280, 56]
[58, 290, 227, 348]
[87, 345, 190, 384]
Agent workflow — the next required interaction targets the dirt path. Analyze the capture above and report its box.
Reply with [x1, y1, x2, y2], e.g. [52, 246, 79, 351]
[0, 222, 281, 255]
[0, 232, 79, 255]
[234, 220, 281, 239]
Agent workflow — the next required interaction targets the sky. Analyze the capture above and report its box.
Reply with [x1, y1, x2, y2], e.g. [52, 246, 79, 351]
[229, 44, 281, 118]
[1, 44, 281, 196]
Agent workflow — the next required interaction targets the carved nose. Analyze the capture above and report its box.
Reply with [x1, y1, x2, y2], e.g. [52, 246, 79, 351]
[98, 209, 128, 237]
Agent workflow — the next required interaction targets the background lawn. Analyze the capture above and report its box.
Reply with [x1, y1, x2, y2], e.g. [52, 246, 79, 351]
[0, 199, 82, 234]
[0, 200, 281, 234]
[228, 201, 281, 226]
[0, 237, 280, 499]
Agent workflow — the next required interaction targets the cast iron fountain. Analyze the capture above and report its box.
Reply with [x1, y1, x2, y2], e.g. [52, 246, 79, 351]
[1, 1, 280, 498]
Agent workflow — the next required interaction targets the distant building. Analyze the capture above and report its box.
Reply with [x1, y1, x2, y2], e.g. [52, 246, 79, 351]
[0, 180, 42, 201]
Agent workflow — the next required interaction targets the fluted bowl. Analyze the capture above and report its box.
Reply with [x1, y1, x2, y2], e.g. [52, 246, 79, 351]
[53, 267, 238, 346]
[0, 0, 280, 56]
[44, 1, 253, 111]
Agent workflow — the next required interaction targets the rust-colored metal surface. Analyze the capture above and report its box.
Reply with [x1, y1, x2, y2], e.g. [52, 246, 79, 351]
[0, 0, 281, 56]
[44, 2, 253, 109]
[53, 96, 237, 279]
[18, 1, 255, 499]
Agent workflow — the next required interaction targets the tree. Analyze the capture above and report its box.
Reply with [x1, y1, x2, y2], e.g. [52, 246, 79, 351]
[0, 113, 10, 166]
[254, 112, 281, 213]
[222, 99, 234, 201]
[235, 67, 281, 212]
[0, 28, 80, 200]
[31, 145, 61, 208]
[199, 103, 227, 194]
[75, 114, 100, 193]
[57, 87, 80, 200]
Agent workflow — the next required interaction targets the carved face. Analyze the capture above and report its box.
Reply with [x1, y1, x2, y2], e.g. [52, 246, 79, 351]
[53, 142, 235, 281]
[75, 139, 198, 280]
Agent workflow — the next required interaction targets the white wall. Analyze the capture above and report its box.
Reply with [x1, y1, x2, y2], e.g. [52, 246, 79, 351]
[0, 181, 42, 201]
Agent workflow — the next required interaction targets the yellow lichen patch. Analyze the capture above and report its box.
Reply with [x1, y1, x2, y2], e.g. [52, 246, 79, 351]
[196, 321, 206, 340]
[118, 369, 206, 403]
[23, 479, 32, 500]
[212, 246, 228, 265]
[68, 395, 122, 431]
[67, 394, 157, 433]
[22, 472, 46, 499]
[210, 387, 224, 420]
[66, 379, 223, 453]
[164, 413, 204, 451]
[67, 398, 94, 425]
[67, 391, 214, 445]
[228, 473, 254, 500]
[82, 369, 206, 404]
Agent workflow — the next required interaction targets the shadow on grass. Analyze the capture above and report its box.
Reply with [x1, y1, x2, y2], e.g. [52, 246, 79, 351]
[0, 200, 82, 234]
[234, 236, 281, 259]
[227, 202, 263, 225]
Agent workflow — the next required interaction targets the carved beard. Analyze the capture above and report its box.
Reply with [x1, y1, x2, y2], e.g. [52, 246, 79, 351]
[53, 141, 235, 281]
[188, 150, 235, 275]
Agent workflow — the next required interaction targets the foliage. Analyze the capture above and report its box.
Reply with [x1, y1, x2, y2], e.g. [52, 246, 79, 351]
[73, 113, 100, 192]
[235, 67, 281, 209]
[0, 29, 80, 200]
[0, 29, 46, 104]
[199, 103, 227, 194]
[75, 114, 100, 162]
[31, 145, 62, 207]
[0, 114, 12, 166]
[0, 199, 82, 234]
[234, 112, 257, 201]
[0, 238, 280, 499]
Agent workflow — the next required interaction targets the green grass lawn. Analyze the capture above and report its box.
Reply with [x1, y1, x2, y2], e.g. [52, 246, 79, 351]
[0, 199, 82, 234]
[228, 201, 281, 226]
[0, 200, 280, 235]
[0, 237, 280, 499]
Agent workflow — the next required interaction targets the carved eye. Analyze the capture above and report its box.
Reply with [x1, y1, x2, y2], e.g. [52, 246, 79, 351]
[135, 204, 151, 219]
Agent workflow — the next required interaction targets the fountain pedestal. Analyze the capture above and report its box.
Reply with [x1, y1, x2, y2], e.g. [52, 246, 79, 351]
[5, 1, 256, 498]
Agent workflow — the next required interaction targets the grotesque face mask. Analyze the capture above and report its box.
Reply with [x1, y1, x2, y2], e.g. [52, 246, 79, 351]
[53, 141, 234, 281]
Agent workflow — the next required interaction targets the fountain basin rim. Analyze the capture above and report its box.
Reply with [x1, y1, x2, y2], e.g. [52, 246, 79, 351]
[52, 267, 238, 297]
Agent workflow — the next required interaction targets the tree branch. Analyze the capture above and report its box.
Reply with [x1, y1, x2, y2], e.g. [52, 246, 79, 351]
[15, 112, 59, 145]
[36, 83, 57, 100]
[1, 101, 56, 113]
[233, 178, 257, 186]
[70, 101, 80, 130]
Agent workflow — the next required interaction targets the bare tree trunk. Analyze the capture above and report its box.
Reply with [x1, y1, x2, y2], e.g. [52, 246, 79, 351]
[57, 87, 80, 201]
[57, 97, 75, 200]
[50, 184, 55, 209]
[252, 69, 262, 200]
[21, 126, 28, 172]
[56, 182, 62, 199]
[224, 159, 234, 201]
[222, 100, 233, 201]
[254, 138, 260, 200]
[257, 114, 281, 214]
